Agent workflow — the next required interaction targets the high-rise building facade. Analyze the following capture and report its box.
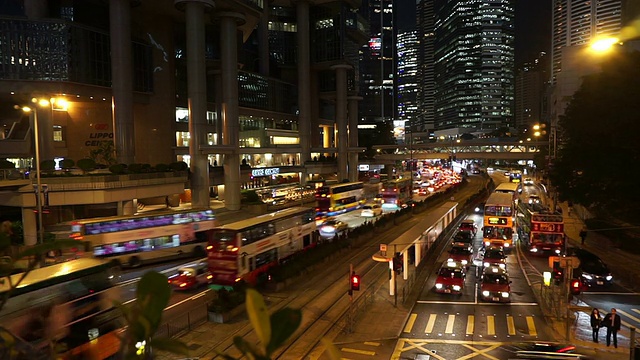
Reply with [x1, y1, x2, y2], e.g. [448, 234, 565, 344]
[515, 53, 549, 131]
[359, 0, 395, 125]
[396, 30, 419, 143]
[416, 0, 435, 134]
[433, 0, 515, 132]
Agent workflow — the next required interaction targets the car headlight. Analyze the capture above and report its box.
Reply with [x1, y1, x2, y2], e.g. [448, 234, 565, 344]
[461, 260, 468, 265]
[484, 241, 490, 246]
[484, 262, 490, 267]
[475, 207, 480, 212]
[499, 263, 506, 269]
[504, 243, 510, 247]
[435, 283, 443, 289]
[530, 248, 538, 253]
[554, 249, 561, 254]
[501, 292, 510, 298]
[482, 290, 490, 297]
[582, 274, 593, 280]
[606, 275, 613, 281]
[453, 285, 461, 291]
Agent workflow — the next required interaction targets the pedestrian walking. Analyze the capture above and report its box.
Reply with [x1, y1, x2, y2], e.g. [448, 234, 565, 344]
[602, 308, 622, 348]
[579, 227, 587, 246]
[590, 308, 602, 343]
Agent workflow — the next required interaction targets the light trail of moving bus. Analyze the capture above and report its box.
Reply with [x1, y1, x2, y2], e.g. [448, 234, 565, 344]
[69, 208, 217, 268]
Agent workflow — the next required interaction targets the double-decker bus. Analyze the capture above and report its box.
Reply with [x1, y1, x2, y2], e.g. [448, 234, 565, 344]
[494, 181, 521, 205]
[483, 192, 515, 250]
[207, 207, 317, 287]
[315, 181, 365, 216]
[69, 208, 216, 267]
[380, 177, 413, 210]
[527, 211, 565, 256]
[509, 170, 523, 183]
[0, 258, 122, 360]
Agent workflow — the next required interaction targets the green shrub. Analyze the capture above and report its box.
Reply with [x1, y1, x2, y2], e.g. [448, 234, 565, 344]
[208, 285, 247, 313]
[169, 161, 188, 172]
[109, 163, 127, 175]
[128, 163, 145, 173]
[60, 158, 75, 169]
[40, 159, 56, 171]
[155, 163, 170, 172]
[0, 159, 15, 169]
[76, 158, 96, 173]
[241, 190, 263, 204]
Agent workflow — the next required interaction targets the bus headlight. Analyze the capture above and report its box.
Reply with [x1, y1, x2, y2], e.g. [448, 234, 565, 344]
[504, 243, 510, 247]
[482, 290, 490, 297]
[484, 241, 490, 246]
[435, 283, 443, 289]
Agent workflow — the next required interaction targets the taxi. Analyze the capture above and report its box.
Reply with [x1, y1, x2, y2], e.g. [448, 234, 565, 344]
[168, 262, 212, 290]
[482, 245, 507, 270]
[480, 266, 511, 302]
[459, 219, 478, 235]
[434, 261, 466, 295]
[448, 242, 473, 268]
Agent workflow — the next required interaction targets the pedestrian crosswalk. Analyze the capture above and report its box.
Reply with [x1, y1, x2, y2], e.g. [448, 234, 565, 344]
[402, 312, 539, 338]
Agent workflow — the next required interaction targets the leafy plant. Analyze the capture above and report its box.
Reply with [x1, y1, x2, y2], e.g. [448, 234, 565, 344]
[117, 271, 190, 359]
[40, 159, 55, 172]
[0, 159, 15, 170]
[89, 140, 117, 166]
[109, 163, 128, 175]
[169, 161, 188, 172]
[60, 158, 75, 170]
[77, 158, 97, 173]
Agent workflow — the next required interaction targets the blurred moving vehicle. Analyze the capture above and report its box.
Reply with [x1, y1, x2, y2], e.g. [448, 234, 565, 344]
[453, 230, 474, 246]
[528, 195, 542, 204]
[360, 203, 383, 217]
[434, 261, 466, 295]
[523, 178, 535, 186]
[480, 265, 511, 303]
[511, 341, 590, 359]
[319, 217, 349, 238]
[168, 262, 212, 290]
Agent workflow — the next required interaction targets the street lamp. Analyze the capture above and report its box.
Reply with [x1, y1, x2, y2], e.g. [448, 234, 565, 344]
[21, 102, 46, 245]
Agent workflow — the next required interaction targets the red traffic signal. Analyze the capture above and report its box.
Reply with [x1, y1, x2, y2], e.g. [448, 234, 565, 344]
[570, 279, 582, 295]
[351, 274, 361, 291]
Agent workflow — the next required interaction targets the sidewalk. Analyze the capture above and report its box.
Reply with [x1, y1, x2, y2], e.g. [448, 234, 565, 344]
[547, 201, 639, 358]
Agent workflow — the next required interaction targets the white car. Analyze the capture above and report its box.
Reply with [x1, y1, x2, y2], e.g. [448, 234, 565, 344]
[361, 204, 382, 217]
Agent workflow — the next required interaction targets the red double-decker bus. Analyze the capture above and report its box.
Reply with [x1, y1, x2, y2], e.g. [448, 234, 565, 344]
[527, 212, 565, 256]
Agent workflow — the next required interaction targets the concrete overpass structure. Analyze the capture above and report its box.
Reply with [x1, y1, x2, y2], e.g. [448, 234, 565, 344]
[371, 139, 545, 163]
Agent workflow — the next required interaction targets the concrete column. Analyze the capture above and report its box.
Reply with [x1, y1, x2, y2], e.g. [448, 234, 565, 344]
[348, 95, 362, 182]
[258, 4, 270, 76]
[415, 240, 421, 266]
[296, 0, 311, 165]
[332, 64, 351, 181]
[323, 125, 331, 149]
[176, 0, 215, 209]
[110, 0, 135, 164]
[218, 12, 245, 211]
[117, 200, 136, 216]
[212, 70, 223, 143]
[21, 208, 37, 246]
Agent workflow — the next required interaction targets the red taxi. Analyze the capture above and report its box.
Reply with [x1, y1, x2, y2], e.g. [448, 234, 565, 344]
[480, 266, 511, 302]
[434, 261, 466, 295]
[168, 262, 212, 290]
[459, 219, 478, 235]
[482, 245, 507, 270]
[448, 242, 473, 268]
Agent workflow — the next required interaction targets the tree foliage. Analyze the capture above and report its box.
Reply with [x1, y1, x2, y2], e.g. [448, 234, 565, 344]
[550, 50, 640, 217]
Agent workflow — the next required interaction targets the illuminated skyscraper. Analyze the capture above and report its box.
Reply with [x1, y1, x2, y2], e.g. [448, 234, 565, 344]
[396, 30, 419, 143]
[433, 0, 515, 132]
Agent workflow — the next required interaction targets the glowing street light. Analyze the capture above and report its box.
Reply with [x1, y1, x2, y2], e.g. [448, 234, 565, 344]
[590, 37, 620, 53]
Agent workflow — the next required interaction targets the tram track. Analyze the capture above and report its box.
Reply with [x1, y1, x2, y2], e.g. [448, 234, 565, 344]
[207, 210, 425, 359]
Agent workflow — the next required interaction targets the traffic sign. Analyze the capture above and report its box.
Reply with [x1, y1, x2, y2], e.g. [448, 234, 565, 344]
[380, 244, 387, 252]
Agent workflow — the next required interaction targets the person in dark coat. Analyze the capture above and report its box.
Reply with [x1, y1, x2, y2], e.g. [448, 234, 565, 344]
[590, 308, 601, 342]
[602, 308, 622, 348]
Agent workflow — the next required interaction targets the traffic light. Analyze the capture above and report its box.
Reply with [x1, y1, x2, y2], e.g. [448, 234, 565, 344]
[350, 274, 361, 291]
[570, 279, 582, 295]
[393, 253, 403, 274]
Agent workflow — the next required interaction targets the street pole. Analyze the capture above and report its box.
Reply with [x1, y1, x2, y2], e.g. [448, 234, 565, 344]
[32, 108, 44, 245]
[631, 327, 636, 360]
